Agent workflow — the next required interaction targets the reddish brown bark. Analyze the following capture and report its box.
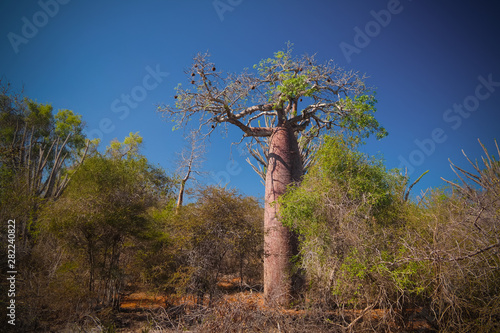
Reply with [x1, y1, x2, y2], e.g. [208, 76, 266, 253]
[264, 124, 303, 305]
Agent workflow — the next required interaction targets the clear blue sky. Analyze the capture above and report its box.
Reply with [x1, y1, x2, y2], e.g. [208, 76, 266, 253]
[1, 0, 499, 201]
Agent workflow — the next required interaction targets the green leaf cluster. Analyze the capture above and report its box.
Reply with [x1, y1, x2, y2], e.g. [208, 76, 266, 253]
[281, 134, 401, 235]
[339, 95, 388, 140]
[277, 74, 314, 101]
[40, 134, 175, 306]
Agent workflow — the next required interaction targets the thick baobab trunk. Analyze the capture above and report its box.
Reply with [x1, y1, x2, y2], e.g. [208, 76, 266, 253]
[264, 124, 303, 305]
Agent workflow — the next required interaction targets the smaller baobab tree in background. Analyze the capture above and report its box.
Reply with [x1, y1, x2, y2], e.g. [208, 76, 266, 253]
[158, 44, 387, 305]
[174, 130, 206, 213]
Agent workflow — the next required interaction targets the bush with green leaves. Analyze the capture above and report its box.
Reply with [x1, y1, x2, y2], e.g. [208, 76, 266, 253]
[281, 135, 500, 331]
[398, 141, 500, 331]
[0, 83, 92, 330]
[166, 186, 263, 305]
[277, 133, 440, 333]
[41, 134, 174, 311]
[279, 134, 407, 308]
[0, 83, 88, 256]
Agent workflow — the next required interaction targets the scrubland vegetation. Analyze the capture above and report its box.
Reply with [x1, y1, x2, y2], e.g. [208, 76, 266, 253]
[1, 79, 498, 332]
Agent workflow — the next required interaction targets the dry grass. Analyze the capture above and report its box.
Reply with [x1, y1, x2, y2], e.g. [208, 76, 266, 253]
[112, 277, 435, 333]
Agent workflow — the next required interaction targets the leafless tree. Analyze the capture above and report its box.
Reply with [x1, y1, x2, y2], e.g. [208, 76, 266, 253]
[441, 139, 500, 261]
[175, 130, 206, 213]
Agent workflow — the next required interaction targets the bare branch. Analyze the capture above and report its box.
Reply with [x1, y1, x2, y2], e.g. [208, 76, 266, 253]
[175, 130, 207, 211]
[158, 50, 381, 141]
[159, 48, 386, 190]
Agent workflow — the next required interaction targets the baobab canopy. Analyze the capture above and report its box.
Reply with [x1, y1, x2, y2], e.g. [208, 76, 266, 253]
[158, 44, 387, 143]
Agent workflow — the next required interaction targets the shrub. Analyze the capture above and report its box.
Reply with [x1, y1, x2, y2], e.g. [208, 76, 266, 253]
[164, 186, 263, 304]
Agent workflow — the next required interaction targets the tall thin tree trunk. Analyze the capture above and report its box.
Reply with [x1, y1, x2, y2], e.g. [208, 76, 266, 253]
[264, 124, 303, 305]
[176, 179, 186, 213]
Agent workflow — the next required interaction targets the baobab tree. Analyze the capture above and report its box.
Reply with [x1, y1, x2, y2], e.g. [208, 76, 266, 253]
[158, 45, 387, 305]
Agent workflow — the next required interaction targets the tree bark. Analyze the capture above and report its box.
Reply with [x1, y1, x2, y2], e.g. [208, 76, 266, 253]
[264, 124, 303, 305]
[176, 178, 187, 213]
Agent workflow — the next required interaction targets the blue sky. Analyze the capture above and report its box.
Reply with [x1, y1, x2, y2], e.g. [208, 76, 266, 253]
[1, 0, 499, 201]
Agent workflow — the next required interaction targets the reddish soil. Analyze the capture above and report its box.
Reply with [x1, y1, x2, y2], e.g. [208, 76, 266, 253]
[119, 277, 435, 332]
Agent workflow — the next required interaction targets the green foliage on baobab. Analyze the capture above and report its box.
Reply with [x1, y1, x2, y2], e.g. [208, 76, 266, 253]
[338, 94, 387, 140]
[159, 43, 387, 143]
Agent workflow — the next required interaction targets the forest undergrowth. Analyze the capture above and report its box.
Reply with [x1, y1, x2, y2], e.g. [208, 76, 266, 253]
[1, 85, 498, 332]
